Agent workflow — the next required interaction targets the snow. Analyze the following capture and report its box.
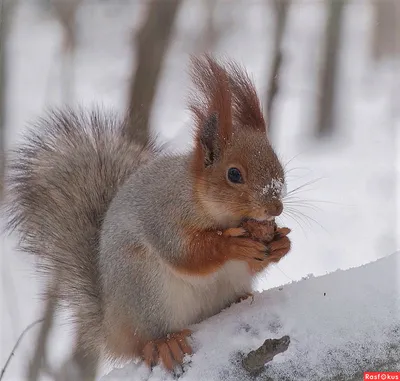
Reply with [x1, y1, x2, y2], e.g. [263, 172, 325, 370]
[1, 0, 399, 380]
[102, 252, 400, 380]
[261, 178, 285, 197]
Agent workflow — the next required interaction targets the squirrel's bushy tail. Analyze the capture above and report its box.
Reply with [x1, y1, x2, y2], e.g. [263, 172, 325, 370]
[6, 109, 151, 355]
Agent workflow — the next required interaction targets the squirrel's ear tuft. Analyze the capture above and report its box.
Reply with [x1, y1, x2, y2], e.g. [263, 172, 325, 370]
[189, 54, 232, 168]
[200, 113, 219, 167]
[227, 62, 267, 133]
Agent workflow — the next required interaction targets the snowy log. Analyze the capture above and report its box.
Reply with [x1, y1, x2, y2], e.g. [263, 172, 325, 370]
[102, 252, 400, 381]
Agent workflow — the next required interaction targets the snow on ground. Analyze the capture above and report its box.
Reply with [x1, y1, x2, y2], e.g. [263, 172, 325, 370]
[103, 252, 400, 381]
[1, 1, 398, 380]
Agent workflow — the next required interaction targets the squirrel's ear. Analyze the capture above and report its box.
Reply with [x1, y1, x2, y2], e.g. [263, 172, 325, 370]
[189, 55, 233, 169]
[227, 62, 267, 133]
[200, 113, 219, 167]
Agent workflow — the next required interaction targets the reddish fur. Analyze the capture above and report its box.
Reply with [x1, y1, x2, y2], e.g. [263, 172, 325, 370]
[189, 55, 266, 144]
[189, 55, 267, 178]
[188, 56, 278, 228]
[228, 61, 266, 132]
[172, 227, 273, 276]
[171, 225, 290, 278]
[172, 229, 234, 275]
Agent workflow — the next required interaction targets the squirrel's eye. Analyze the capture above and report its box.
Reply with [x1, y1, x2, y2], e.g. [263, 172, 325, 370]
[227, 167, 243, 184]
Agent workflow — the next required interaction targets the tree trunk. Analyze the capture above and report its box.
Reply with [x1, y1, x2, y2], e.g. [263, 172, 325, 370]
[372, 0, 400, 61]
[265, 0, 289, 132]
[316, 0, 344, 136]
[126, 0, 182, 145]
[27, 3, 83, 378]
[51, 0, 80, 104]
[56, 327, 98, 381]
[0, 0, 13, 199]
[27, 296, 57, 381]
[201, 0, 218, 51]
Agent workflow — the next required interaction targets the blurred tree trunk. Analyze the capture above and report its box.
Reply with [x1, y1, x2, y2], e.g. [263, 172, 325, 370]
[201, 0, 217, 51]
[126, 0, 182, 145]
[316, 0, 344, 137]
[56, 326, 97, 381]
[0, 0, 13, 199]
[265, 0, 289, 132]
[28, 3, 91, 380]
[28, 284, 98, 380]
[0, 3, 5, 200]
[51, 0, 81, 104]
[27, 294, 57, 381]
[372, 0, 400, 61]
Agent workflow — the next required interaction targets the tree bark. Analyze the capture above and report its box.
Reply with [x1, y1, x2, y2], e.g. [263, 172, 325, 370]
[126, 0, 182, 145]
[242, 335, 290, 375]
[316, 0, 344, 136]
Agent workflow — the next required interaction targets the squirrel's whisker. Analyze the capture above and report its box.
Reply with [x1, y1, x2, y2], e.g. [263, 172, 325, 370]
[284, 177, 325, 198]
[283, 200, 321, 213]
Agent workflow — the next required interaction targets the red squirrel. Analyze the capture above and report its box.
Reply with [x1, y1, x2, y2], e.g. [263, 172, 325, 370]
[6, 55, 291, 372]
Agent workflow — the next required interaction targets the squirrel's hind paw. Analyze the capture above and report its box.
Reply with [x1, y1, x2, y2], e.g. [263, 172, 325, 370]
[142, 329, 193, 372]
[234, 292, 254, 304]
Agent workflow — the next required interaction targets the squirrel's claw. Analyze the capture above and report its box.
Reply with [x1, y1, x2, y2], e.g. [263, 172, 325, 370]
[274, 227, 291, 239]
[142, 329, 193, 372]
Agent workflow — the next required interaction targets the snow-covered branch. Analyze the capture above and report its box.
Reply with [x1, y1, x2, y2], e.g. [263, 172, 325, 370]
[103, 252, 400, 381]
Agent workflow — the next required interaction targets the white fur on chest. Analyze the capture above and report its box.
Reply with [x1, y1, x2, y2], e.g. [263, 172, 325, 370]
[162, 260, 252, 331]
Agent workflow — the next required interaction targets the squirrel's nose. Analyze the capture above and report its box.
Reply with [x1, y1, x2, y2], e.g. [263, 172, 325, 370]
[267, 200, 283, 217]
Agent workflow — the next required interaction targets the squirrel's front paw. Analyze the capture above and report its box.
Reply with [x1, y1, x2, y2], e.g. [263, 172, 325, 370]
[249, 227, 291, 274]
[142, 329, 192, 372]
[224, 226, 291, 274]
[227, 235, 269, 263]
[266, 227, 291, 263]
[222, 227, 268, 263]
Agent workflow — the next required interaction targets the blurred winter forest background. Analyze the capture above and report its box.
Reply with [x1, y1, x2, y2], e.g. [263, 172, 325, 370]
[0, 0, 399, 380]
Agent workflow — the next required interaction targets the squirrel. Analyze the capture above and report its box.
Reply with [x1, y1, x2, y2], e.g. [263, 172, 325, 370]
[5, 55, 291, 372]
